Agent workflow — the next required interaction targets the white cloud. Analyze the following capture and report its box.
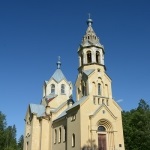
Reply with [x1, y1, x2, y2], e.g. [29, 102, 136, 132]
[116, 99, 124, 103]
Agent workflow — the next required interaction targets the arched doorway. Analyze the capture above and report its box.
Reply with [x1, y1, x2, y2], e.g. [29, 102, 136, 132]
[97, 119, 113, 150]
[98, 126, 107, 150]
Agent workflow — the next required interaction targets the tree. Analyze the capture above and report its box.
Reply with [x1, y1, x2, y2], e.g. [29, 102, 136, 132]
[123, 99, 150, 150]
[4, 125, 17, 150]
[0, 111, 7, 150]
[0, 111, 18, 150]
[18, 135, 24, 150]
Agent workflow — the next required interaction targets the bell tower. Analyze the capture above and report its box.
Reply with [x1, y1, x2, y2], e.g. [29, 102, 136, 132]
[76, 18, 112, 101]
[78, 17, 105, 72]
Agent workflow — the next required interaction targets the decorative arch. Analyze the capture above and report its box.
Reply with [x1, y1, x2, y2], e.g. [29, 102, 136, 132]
[97, 119, 113, 132]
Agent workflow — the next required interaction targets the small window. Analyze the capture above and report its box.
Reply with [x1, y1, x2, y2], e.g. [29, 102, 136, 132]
[51, 84, 55, 94]
[72, 134, 75, 147]
[93, 98, 96, 104]
[63, 126, 66, 142]
[106, 100, 109, 106]
[82, 81, 87, 96]
[98, 83, 101, 95]
[54, 129, 57, 144]
[81, 54, 83, 66]
[98, 126, 106, 132]
[61, 84, 65, 94]
[58, 128, 61, 143]
[98, 98, 100, 105]
[102, 99, 104, 104]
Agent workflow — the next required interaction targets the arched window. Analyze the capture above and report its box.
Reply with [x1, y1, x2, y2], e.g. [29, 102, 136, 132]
[61, 84, 65, 94]
[98, 126, 106, 132]
[54, 129, 57, 143]
[63, 126, 66, 142]
[51, 84, 55, 94]
[96, 51, 100, 63]
[72, 134, 75, 147]
[98, 83, 101, 95]
[82, 81, 87, 96]
[58, 128, 61, 143]
[87, 51, 92, 63]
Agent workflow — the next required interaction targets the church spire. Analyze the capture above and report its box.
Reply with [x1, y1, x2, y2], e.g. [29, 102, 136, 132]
[77, 17, 105, 71]
[56, 56, 61, 69]
[80, 16, 103, 48]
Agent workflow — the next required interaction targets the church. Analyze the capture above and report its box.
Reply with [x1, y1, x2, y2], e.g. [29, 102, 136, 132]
[24, 18, 125, 150]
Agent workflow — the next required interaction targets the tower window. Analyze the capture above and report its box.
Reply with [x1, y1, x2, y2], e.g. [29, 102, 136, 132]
[61, 84, 65, 94]
[96, 51, 100, 63]
[72, 134, 75, 147]
[102, 99, 104, 104]
[51, 84, 55, 94]
[98, 83, 101, 95]
[87, 51, 92, 63]
[81, 54, 83, 65]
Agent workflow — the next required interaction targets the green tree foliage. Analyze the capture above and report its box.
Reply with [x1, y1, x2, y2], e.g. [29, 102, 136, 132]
[0, 111, 7, 150]
[0, 111, 23, 150]
[18, 135, 24, 150]
[4, 125, 17, 150]
[122, 99, 150, 150]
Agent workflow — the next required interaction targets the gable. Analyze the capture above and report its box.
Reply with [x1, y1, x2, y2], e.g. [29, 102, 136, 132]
[90, 104, 117, 120]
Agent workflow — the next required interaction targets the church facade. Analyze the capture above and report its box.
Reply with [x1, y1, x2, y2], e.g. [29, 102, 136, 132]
[24, 18, 125, 150]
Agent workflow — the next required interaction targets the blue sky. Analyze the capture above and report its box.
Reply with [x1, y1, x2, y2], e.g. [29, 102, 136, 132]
[0, 0, 150, 139]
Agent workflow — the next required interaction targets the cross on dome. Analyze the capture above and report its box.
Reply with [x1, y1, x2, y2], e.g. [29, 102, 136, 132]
[87, 13, 93, 26]
[57, 56, 61, 69]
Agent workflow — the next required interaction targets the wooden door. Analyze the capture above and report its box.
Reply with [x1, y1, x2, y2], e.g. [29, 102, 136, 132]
[98, 134, 107, 150]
